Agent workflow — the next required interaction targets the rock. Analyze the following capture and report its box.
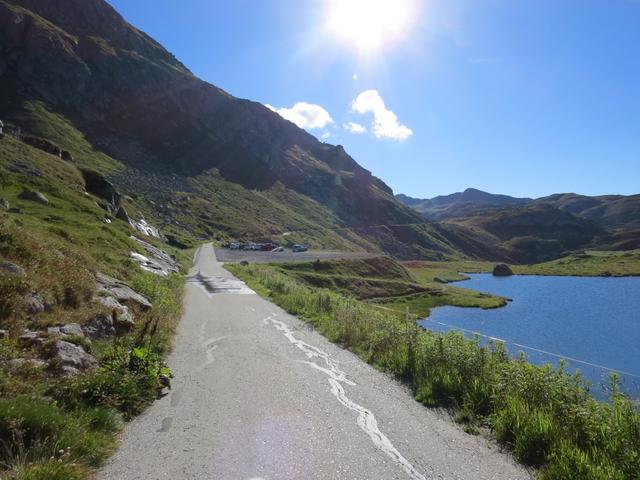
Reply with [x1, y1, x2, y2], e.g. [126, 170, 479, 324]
[47, 323, 84, 338]
[20, 135, 62, 157]
[0, 198, 9, 210]
[0, 329, 8, 339]
[129, 218, 164, 239]
[96, 273, 152, 310]
[97, 295, 135, 332]
[80, 168, 121, 214]
[82, 313, 116, 340]
[115, 205, 131, 223]
[18, 189, 49, 205]
[60, 150, 74, 161]
[129, 236, 181, 276]
[48, 340, 97, 375]
[0, 261, 26, 276]
[493, 264, 514, 277]
[25, 294, 45, 315]
[19, 330, 46, 347]
[8, 162, 43, 177]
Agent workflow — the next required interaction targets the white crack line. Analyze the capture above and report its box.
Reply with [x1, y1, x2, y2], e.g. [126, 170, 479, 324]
[267, 315, 428, 480]
[199, 336, 228, 370]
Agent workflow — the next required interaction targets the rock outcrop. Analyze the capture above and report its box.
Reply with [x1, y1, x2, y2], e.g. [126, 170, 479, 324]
[47, 323, 85, 337]
[0, 261, 25, 276]
[20, 135, 63, 157]
[18, 189, 49, 205]
[80, 168, 121, 214]
[96, 272, 152, 310]
[48, 340, 98, 376]
[493, 264, 514, 277]
[130, 236, 180, 276]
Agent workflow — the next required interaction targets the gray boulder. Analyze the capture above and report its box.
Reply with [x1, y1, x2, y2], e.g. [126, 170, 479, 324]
[82, 313, 116, 340]
[130, 236, 180, 276]
[18, 189, 49, 205]
[0, 198, 9, 210]
[48, 340, 98, 376]
[0, 261, 25, 276]
[96, 273, 152, 310]
[19, 330, 46, 347]
[493, 264, 514, 277]
[25, 294, 45, 315]
[47, 323, 84, 338]
[0, 329, 8, 339]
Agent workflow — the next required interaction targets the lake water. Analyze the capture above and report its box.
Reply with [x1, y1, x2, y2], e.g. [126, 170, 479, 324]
[419, 274, 640, 399]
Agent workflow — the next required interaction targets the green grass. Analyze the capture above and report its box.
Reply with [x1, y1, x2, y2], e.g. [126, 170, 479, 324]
[229, 262, 640, 479]
[513, 250, 640, 277]
[0, 134, 187, 477]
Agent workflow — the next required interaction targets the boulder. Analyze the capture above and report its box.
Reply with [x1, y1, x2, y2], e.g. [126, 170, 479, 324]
[80, 168, 121, 214]
[19, 330, 46, 347]
[130, 236, 180, 276]
[97, 295, 135, 334]
[8, 162, 43, 177]
[82, 313, 116, 340]
[493, 264, 514, 277]
[0, 261, 25, 276]
[60, 150, 74, 161]
[20, 135, 63, 157]
[115, 205, 131, 223]
[25, 294, 45, 315]
[0, 329, 8, 339]
[47, 323, 84, 338]
[0, 198, 9, 210]
[48, 340, 98, 376]
[96, 273, 152, 309]
[18, 189, 49, 205]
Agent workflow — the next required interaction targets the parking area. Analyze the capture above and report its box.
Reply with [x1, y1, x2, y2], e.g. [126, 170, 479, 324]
[214, 248, 376, 264]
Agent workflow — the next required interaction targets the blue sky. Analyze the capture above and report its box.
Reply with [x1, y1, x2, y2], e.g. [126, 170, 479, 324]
[108, 0, 640, 199]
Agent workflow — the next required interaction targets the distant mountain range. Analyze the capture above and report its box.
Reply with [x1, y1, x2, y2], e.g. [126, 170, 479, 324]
[398, 189, 640, 261]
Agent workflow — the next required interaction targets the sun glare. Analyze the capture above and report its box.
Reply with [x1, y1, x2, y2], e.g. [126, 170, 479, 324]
[328, 0, 413, 52]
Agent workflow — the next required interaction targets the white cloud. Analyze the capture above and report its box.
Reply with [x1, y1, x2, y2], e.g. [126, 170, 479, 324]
[351, 90, 413, 141]
[265, 102, 333, 130]
[343, 122, 367, 134]
[321, 131, 331, 140]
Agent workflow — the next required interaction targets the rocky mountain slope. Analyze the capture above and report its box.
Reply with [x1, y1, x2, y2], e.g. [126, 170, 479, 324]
[0, 0, 455, 260]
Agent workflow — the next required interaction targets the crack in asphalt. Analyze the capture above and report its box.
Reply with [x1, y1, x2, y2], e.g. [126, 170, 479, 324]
[267, 314, 428, 480]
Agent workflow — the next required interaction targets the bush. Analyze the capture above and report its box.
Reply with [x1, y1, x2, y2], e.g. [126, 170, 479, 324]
[230, 263, 640, 479]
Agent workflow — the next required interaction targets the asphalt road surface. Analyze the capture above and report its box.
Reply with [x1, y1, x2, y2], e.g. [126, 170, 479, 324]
[214, 248, 375, 264]
[99, 244, 531, 480]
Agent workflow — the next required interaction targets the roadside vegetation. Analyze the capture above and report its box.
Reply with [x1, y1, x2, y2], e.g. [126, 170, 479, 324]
[0, 134, 188, 479]
[229, 261, 640, 480]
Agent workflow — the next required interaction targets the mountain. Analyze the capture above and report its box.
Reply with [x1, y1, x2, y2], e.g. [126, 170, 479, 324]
[532, 193, 640, 230]
[0, 0, 471, 259]
[397, 188, 531, 220]
[399, 188, 640, 262]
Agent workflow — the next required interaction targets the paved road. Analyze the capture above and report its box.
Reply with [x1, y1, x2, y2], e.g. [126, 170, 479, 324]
[214, 248, 376, 264]
[99, 244, 531, 480]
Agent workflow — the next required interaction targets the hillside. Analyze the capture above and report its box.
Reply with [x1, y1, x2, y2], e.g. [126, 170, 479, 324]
[397, 188, 531, 220]
[0, 0, 470, 260]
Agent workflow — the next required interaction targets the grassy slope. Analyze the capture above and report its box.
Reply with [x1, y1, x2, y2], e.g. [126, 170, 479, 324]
[0, 134, 188, 478]
[403, 250, 640, 285]
[228, 262, 640, 480]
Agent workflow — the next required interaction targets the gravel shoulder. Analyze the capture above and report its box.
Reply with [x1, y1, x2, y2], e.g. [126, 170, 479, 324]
[98, 244, 532, 480]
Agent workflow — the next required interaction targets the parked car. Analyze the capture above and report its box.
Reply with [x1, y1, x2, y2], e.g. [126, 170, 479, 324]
[260, 243, 278, 251]
[292, 244, 308, 252]
[271, 246, 284, 252]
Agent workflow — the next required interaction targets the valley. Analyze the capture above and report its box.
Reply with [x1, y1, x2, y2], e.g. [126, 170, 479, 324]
[0, 1, 639, 479]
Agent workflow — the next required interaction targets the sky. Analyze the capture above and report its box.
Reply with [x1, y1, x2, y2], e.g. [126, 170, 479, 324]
[108, 0, 640, 199]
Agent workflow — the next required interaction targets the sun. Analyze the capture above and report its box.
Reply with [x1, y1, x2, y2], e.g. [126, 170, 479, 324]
[328, 0, 413, 52]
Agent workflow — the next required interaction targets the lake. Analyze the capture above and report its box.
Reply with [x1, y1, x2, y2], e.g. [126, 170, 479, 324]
[419, 274, 640, 399]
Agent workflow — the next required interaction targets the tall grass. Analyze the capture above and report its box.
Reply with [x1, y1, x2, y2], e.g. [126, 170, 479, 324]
[229, 263, 640, 479]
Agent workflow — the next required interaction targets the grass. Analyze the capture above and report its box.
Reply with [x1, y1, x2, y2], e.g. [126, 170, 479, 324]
[403, 251, 640, 284]
[0, 134, 188, 477]
[229, 262, 640, 479]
